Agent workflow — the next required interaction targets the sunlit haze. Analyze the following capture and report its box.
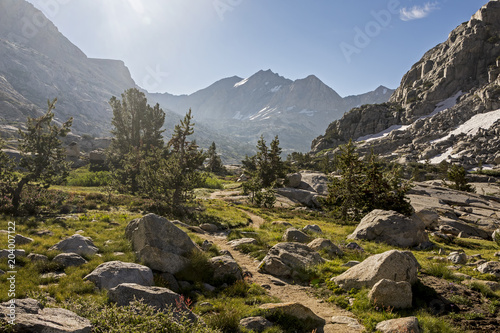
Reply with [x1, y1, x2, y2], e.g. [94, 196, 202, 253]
[26, 0, 488, 96]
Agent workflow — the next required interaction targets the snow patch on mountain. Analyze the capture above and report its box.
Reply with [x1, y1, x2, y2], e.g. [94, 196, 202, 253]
[271, 85, 281, 93]
[234, 78, 248, 88]
[421, 91, 463, 120]
[434, 108, 500, 143]
[357, 124, 411, 142]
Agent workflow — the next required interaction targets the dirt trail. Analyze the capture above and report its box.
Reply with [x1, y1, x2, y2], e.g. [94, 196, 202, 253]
[200, 208, 363, 333]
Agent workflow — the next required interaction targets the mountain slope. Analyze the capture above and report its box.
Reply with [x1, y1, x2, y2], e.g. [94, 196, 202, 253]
[0, 0, 137, 134]
[149, 70, 393, 153]
[312, 0, 500, 169]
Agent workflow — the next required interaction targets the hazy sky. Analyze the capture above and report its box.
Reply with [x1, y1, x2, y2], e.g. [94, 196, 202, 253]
[26, 0, 488, 96]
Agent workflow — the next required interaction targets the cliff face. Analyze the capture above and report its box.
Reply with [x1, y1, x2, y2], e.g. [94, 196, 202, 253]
[312, 1, 500, 169]
[0, 0, 137, 134]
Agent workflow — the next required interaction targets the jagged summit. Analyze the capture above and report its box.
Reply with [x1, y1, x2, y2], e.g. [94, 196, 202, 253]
[149, 70, 393, 152]
[312, 1, 500, 169]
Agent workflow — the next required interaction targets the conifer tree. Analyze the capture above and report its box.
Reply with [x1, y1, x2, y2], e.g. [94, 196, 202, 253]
[206, 142, 225, 175]
[12, 99, 72, 212]
[107, 88, 165, 193]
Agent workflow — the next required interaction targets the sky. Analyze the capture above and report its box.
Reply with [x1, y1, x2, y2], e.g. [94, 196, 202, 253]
[26, 0, 489, 97]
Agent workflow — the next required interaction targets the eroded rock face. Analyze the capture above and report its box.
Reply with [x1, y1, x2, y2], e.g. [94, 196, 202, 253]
[84, 261, 153, 290]
[311, 2, 500, 170]
[125, 213, 200, 274]
[259, 242, 324, 278]
[49, 234, 98, 256]
[348, 210, 428, 248]
[0, 298, 92, 333]
[332, 250, 420, 291]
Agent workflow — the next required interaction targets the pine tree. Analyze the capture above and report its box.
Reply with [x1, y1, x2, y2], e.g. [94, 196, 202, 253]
[447, 164, 475, 192]
[107, 88, 165, 193]
[12, 99, 72, 212]
[206, 142, 226, 175]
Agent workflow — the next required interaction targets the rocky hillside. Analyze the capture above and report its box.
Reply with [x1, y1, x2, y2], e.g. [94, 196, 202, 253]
[0, 0, 140, 135]
[312, 0, 500, 169]
[150, 70, 393, 153]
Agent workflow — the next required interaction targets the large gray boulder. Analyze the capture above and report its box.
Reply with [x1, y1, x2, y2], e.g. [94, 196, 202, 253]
[286, 173, 302, 188]
[376, 317, 420, 333]
[332, 250, 419, 291]
[297, 172, 329, 195]
[307, 238, 343, 257]
[0, 298, 91, 333]
[276, 188, 321, 208]
[53, 253, 87, 268]
[84, 261, 153, 290]
[477, 261, 500, 277]
[125, 213, 200, 274]
[49, 234, 98, 256]
[259, 302, 325, 328]
[282, 228, 310, 243]
[240, 316, 273, 332]
[348, 210, 428, 248]
[108, 283, 198, 322]
[209, 255, 243, 282]
[368, 279, 413, 309]
[259, 242, 324, 278]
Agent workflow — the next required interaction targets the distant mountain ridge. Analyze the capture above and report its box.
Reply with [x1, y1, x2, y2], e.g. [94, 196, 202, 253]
[149, 70, 393, 153]
[0, 0, 393, 162]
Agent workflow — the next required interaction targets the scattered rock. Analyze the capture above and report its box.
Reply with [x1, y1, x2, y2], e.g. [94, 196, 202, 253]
[303, 225, 322, 234]
[227, 238, 258, 248]
[376, 316, 420, 333]
[259, 242, 324, 278]
[200, 223, 218, 233]
[209, 255, 243, 282]
[345, 242, 364, 251]
[49, 234, 98, 256]
[0, 298, 92, 333]
[332, 250, 420, 290]
[27, 253, 48, 263]
[286, 173, 302, 188]
[440, 225, 461, 236]
[53, 253, 87, 268]
[14, 234, 33, 245]
[259, 302, 325, 328]
[108, 283, 198, 322]
[240, 316, 273, 332]
[368, 279, 413, 309]
[125, 213, 200, 274]
[282, 228, 310, 243]
[41, 272, 67, 281]
[0, 249, 26, 258]
[447, 252, 468, 265]
[307, 238, 343, 256]
[348, 210, 428, 248]
[276, 187, 321, 208]
[271, 221, 293, 227]
[84, 261, 154, 290]
[201, 240, 213, 251]
[331, 316, 364, 330]
[477, 261, 500, 277]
